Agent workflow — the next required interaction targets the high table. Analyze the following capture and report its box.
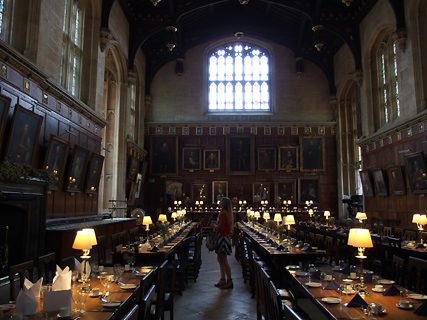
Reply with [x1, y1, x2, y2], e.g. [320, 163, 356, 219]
[286, 264, 425, 320]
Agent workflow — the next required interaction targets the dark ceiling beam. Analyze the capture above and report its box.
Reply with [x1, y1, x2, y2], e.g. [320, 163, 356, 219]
[175, 0, 229, 24]
[387, 0, 406, 29]
[128, 25, 165, 69]
[101, 0, 116, 29]
[259, 0, 315, 23]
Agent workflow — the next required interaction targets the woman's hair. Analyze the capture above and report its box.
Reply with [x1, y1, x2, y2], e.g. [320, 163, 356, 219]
[221, 197, 234, 233]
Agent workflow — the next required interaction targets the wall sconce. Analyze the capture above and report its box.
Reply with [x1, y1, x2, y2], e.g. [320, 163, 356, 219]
[239, 0, 249, 5]
[347, 228, 373, 296]
[150, 0, 161, 5]
[341, 0, 353, 6]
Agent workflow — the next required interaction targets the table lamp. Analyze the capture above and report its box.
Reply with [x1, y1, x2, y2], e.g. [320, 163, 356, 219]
[263, 212, 270, 221]
[158, 214, 167, 222]
[72, 229, 94, 290]
[171, 211, 177, 221]
[355, 212, 367, 224]
[308, 209, 314, 221]
[143, 216, 153, 243]
[274, 213, 282, 226]
[412, 214, 427, 244]
[324, 211, 330, 226]
[284, 214, 295, 230]
[347, 228, 373, 296]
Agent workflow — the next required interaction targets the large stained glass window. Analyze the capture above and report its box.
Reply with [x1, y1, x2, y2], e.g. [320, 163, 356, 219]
[377, 35, 400, 125]
[208, 44, 270, 112]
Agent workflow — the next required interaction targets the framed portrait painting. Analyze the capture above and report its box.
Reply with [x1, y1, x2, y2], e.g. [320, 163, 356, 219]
[226, 135, 254, 175]
[204, 149, 220, 170]
[404, 151, 427, 194]
[300, 136, 325, 172]
[387, 166, 405, 195]
[274, 179, 296, 203]
[150, 136, 178, 175]
[372, 169, 388, 197]
[165, 180, 184, 205]
[192, 183, 208, 202]
[298, 178, 319, 204]
[278, 146, 298, 171]
[5, 105, 43, 166]
[66, 145, 90, 192]
[359, 170, 374, 197]
[85, 153, 104, 194]
[182, 147, 201, 170]
[252, 183, 270, 203]
[0, 94, 11, 152]
[43, 135, 70, 190]
[257, 147, 276, 171]
[212, 181, 228, 204]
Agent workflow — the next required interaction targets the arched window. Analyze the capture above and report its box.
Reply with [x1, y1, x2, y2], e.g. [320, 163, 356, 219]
[377, 34, 400, 125]
[61, 0, 84, 97]
[208, 43, 270, 112]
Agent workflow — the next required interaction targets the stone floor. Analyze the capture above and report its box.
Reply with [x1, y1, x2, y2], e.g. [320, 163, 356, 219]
[173, 242, 257, 320]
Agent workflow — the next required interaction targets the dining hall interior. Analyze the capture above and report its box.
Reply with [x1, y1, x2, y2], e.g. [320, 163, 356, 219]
[2, 0, 427, 319]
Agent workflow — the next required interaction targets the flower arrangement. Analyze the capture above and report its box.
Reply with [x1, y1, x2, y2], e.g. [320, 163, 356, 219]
[277, 224, 285, 241]
[157, 221, 170, 239]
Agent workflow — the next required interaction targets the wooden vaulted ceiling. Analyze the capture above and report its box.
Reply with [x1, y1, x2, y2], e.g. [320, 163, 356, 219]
[100, 0, 405, 94]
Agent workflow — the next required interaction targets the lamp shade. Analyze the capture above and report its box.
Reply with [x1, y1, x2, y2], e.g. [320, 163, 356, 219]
[347, 228, 373, 248]
[143, 216, 153, 226]
[284, 215, 295, 225]
[254, 211, 260, 218]
[324, 211, 330, 217]
[420, 215, 427, 225]
[263, 212, 270, 220]
[413, 214, 421, 224]
[355, 212, 367, 220]
[274, 213, 282, 222]
[72, 230, 93, 250]
[158, 214, 167, 222]
[308, 209, 313, 215]
[82, 228, 97, 246]
[171, 212, 177, 219]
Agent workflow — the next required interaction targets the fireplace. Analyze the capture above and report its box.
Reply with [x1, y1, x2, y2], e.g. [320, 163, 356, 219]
[0, 180, 47, 270]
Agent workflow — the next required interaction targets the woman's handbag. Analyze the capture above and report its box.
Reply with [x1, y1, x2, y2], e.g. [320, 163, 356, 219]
[206, 230, 218, 251]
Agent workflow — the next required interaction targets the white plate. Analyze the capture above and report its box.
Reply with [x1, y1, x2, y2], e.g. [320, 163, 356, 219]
[321, 297, 340, 304]
[57, 313, 70, 319]
[89, 293, 101, 298]
[103, 301, 122, 308]
[305, 282, 322, 287]
[120, 284, 137, 290]
[396, 303, 413, 309]
[295, 271, 309, 276]
[408, 294, 427, 300]
[378, 279, 395, 285]
[371, 288, 385, 293]
[0, 304, 15, 311]
[343, 289, 356, 295]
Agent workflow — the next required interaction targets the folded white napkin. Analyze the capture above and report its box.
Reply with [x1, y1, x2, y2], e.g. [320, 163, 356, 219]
[52, 265, 71, 291]
[24, 277, 43, 298]
[16, 287, 38, 315]
[74, 258, 91, 278]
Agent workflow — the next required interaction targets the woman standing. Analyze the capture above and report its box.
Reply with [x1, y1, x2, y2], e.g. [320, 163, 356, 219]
[213, 197, 234, 289]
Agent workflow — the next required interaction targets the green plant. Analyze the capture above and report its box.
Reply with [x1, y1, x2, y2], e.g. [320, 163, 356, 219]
[0, 159, 50, 182]
[157, 221, 170, 239]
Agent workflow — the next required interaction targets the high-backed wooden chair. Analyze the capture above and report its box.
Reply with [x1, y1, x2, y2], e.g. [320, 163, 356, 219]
[408, 256, 427, 294]
[37, 252, 56, 284]
[9, 260, 34, 301]
[403, 229, 417, 241]
[387, 237, 403, 260]
[391, 254, 406, 286]
[370, 234, 385, 276]
[393, 227, 404, 239]
[383, 226, 393, 237]
[128, 227, 140, 244]
[176, 237, 190, 294]
[151, 260, 168, 320]
[164, 254, 178, 320]
[254, 259, 269, 320]
[187, 231, 202, 282]
[97, 235, 113, 266]
[141, 285, 156, 320]
[266, 280, 285, 320]
[110, 285, 141, 320]
[123, 304, 139, 320]
[111, 231, 127, 249]
[140, 268, 158, 299]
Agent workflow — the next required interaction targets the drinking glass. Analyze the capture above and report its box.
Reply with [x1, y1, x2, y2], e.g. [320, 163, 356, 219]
[100, 276, 111, 299]
[128, 254, 136, 272]
[71, 289, 80, 312]
[71, 270, 79, 287]
[78, 290, 88, 312]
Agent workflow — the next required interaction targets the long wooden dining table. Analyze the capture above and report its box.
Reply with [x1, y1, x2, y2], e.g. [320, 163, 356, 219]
[286, 264, 427, 320]
[2, 265, 156, 320]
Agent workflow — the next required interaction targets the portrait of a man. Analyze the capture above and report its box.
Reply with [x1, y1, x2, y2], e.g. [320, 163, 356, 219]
[227, 136, 254, 175]
[279, 146, 298, 171]
[300, 136, 325, 172]
[66, 146, 89, 192]
[204, 149, 220, 170]
[44, 135, 70, 190]
[151, 136, 178, 175]
[405, 152, 427, 194]
[183, 148, 201, 170]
